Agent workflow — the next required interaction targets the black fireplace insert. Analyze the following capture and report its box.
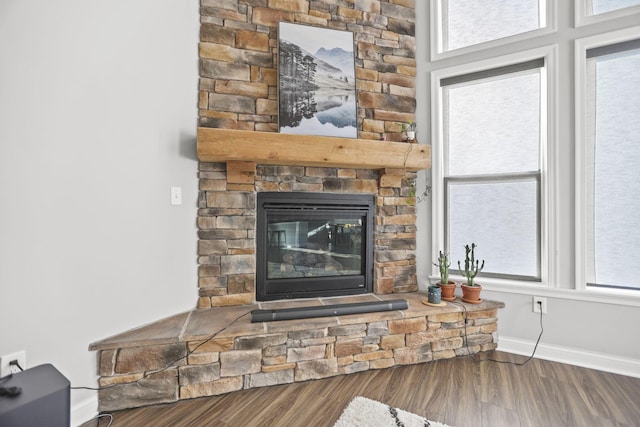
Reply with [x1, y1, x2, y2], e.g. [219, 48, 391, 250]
[256, 192, 375, 301]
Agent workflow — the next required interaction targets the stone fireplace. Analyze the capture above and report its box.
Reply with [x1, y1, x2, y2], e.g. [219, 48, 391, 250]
[197, 158, 421, 309]
[194, 0, 424, 309]
[88, 0, 504, 413]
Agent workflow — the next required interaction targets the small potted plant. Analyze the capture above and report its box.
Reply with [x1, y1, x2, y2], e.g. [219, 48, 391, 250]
[401, 121, 416, 141]
[433, 251, 456, 301]
[458, 243, 484, 304]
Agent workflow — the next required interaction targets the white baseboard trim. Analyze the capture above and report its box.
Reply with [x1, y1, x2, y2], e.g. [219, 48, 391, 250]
[498, 336, 640, 378]
[71, 395, 98, 427]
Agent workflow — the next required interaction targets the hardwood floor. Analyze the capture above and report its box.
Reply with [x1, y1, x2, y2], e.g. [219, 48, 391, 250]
[84, 352, 640, 427]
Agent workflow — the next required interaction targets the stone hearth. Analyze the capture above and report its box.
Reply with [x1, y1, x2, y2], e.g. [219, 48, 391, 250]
[90, 294, 504, 412]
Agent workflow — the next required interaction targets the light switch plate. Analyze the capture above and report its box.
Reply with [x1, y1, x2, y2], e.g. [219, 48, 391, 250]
[170, 186, 182, 205]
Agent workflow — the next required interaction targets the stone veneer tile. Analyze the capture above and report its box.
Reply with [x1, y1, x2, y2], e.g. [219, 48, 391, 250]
[330, 307, 407, 326]
[89, 312, 190, 351]
[179, 363, 221, 386]
[380, 334, 405, 350]
[184, 305, 258, 340]
[294, 358, 339, 381]
[329, 324, 367, 336]
[257, 298, 323, 311]
[432, 349, 456, 360]
[98, 349, 117, 376]
[299, 336, 336, 346]
[430, 337, 464, 352]
[180, 376, 243, 399]
[339, 361, 370, 374]
[394, 345, 432, 365]
[265, 316, 341, 334]
[246, 369, 295, 388]
[234, 333, 288, 350]
[465, 333, 496, 346]
[354, 350, 393, 362]
[263, 355, 287, 366]
[466, 309, 498, 319]
[98, 373, 144, 387]
[335, 338, 364, 357]
[188, 337, 233, 353]
[287, 345, 327, 363]
[370, 358, 396, 370]
[320, 294, 382, 305]
[288, 329, 327, 340]
[220, 349, 262, 377]
[116, 343, 187, 374]
[187, 352, 219, 365]
[388, 317, 426, 334]
[99, 371, 179, 412]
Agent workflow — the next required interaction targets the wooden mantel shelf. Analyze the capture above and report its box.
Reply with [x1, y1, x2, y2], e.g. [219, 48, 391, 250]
[197, 128, 430, 171]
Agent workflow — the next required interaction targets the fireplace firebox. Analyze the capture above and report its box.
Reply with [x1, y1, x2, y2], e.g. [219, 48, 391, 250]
[256, 192, 375, 301]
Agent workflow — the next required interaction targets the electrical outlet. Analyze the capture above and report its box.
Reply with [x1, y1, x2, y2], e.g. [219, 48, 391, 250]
[0, 351, 26, 378]
[0, 350, 26, 378]
[533, 296, 547, 314]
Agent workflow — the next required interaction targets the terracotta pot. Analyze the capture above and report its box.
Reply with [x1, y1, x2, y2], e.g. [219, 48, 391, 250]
[437, 281, 457, 302]
[461, 284, 482, 304]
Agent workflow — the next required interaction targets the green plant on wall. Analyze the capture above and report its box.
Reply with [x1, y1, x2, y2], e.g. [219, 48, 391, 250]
[400, 120, 416, 141]
[400, 120, 416, 132]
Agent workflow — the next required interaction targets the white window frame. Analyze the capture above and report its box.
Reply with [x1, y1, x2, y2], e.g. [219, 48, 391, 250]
[574, 26, 640, 299]
[431, 45, 558, 290]
[429, 0, 557, 61]
[575, 0, 640, 27]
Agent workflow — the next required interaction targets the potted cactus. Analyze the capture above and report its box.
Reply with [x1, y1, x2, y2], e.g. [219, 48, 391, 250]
[458, 243, 484, 304]
[433, 251, 456, 301]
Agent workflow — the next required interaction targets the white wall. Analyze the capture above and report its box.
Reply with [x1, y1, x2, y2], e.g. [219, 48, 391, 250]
[415, 1, 640, 377]
[1, 1, 637, 424]
[0, 1, 199, 424]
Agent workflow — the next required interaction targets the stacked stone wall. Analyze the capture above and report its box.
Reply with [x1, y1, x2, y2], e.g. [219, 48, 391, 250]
[198, 0, 416, 139]
[96, 306, 500, 411]
[197, 0, 418, 307]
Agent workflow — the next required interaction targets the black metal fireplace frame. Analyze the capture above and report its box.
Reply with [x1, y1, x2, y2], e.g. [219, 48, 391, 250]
[256, 192, 375, 301]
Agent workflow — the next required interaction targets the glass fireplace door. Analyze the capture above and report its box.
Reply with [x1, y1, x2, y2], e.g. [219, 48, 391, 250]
[256, 192, 374, 301]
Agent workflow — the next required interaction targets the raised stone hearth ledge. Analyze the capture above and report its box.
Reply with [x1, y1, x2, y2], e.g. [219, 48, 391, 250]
[196, 128, 431, 171]
[90, 293, 504, 412]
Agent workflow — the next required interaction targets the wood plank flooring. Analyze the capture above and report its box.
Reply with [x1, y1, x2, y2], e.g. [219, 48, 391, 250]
[84, 352, 640, 427]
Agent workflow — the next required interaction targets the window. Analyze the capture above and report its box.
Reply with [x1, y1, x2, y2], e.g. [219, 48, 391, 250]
[431, 0, 550, 57]
[578, 33, 640, 291]
[428, 1, 639, 302]
[437, 58, 545, 281]
[589, 0, 640, 15]
[575, 0, 640, 27]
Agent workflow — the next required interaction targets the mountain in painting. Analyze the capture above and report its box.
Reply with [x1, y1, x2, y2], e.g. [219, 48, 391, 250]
[315, 47, 355, 77]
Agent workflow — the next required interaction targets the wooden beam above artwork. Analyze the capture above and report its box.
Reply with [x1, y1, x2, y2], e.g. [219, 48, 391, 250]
[196, 128, 431, 171]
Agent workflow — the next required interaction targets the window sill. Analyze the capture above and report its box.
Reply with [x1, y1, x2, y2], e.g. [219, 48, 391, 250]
[480, 280, 640, 308]
[429, 274, 640, 307]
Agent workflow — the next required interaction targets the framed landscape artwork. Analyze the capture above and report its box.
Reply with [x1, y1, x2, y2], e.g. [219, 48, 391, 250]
[278, 22, 357, 138]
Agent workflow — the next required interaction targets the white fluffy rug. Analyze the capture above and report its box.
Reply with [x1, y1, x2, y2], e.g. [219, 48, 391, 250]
[333, 396, 454, 427]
